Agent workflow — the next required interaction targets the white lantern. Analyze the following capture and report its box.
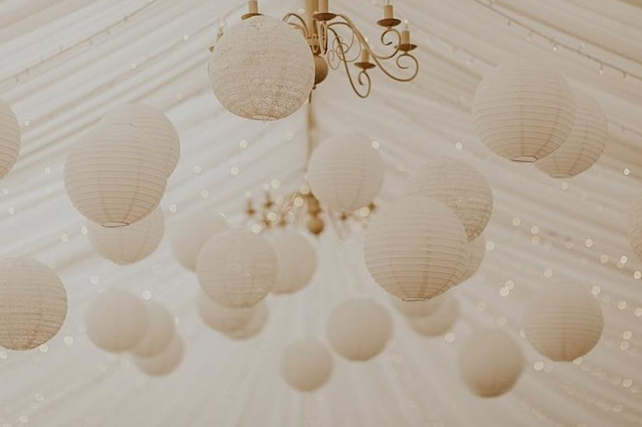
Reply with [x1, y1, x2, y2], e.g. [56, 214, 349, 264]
[266, 230, 317, 294]
[135, 336, 183, 377]
[307, 134, 385, 213]
[405, 158, 493, 242]
[409, 292, 459, 337]
[393, 295, 444, 318]
[458, 329, 524, 398]
[628, 195, 642, 263]
[197, 292, 255, 334]
[364, 197, 468, 301]
[0, 98, 21, 179]
[281, 338, 333, 392]
[460, 234, 486, 284]
[209, 15, 315, 121]
[0, 258, 67, 351]
[130, 302, 176, 359]
[225, 301, 269, 340]
[87, 208, 164, 265]
[171, 210, 228, 272]
[523, 281, 603, 361]
[197, 229, 277, 308]
[472, 61, 576, 162]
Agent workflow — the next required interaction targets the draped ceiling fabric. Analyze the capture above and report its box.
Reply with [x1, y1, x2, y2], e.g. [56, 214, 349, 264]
[0, 0, 641, 426]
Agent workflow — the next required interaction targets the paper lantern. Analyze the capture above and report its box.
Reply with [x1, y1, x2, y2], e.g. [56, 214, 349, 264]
[209, 15, 314, 121]
[171, 210, 228, 272]
[364, 196, 468, 301]
[327, 299, 392, 361]
[225, 301, 269, 340]
[458, 329, 524, 398]
[266, 230, 317, 294]
[460, 234, 486, 284]
[130, 302, 176, 358]
[0, 98, 21, 179]
[135, 336, 183, 377]
[307, 134, 385, 213]
[87, 208, 164, 265]
[0, 258, 67, 351]
[281, 338, 333, 392]
[524, 281, 603, 361]
[628, 195, 642, 263]
[472, 61, 576, 162]
[406, 158, 493, 242]
[197, 292, 255, 334]
[85, 290, 149, 353]
[64, 124, 167, 227]
[409, 292, 459, 337]
[393, 295, 444, 318]
[197, 229, 277, 308]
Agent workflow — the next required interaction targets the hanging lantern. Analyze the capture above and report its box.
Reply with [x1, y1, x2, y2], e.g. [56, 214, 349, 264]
[130, 302, 176, 359]
[224, 301, 269, 340]
[460, 234, 486, 284]
[393, 295, 444, 318]
[409, 292, 459, 337]
[171, 210, 228, 272]
[0, 98, 21, 179]
[266, 230, 317, 294]
[135, 336, 183, 377]
[628, 195, 642, 263]
[281, 338, 333, 392]
[197, 292, 256, 334]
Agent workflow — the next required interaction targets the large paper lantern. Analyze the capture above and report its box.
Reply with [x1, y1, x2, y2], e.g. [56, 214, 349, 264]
[281, 338, 333, 392]
[393, 295, 444, 318]
[524, 281, 603, 361]
[406, 158, 493, 242]
[197, 230, 277, 308]
[225, 301, 269, 340]
[307, 134, 385, 213]
[536, 89, 607, 178]
[472, 61, 576, 162]
[197, 292, 255, 334]
[130, 302, 176, 358]
[135, 336, 183, 377]
[64, 124, 167, 227]
[458, 329, 524, 398]
[364, 197, 468, 301]
[266, 230, 316, 294]
[0, 98, 21, 179]
[628, 195, 642, 263]
[460, 234, 486, 284]
[409, 292, 459, 337]
[327, 299, 392, 361]
[209, 15, 314, 121]
[87, 208, 164, 265]
[0, 258, 67, 351]
[171, 210, 228, 272]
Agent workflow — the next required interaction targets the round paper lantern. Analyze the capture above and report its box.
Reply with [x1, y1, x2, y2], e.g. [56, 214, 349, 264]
[197, 292, 255, 334]
[130, 302, 176, 358]
[196, 229, 277, 308]
[85, 290, 149, 353]
[307, 134, 385, 213]
[281, 338, 333, 392]
[406, 158, 493, 242]
[460, 234, 486, 284]
[225, 301, 269, 340]
[0, 258, 67, 351]
[536, 89, 607, 178]
[409, 292, 459, 337]
[171, 210, 228, 272]
[64, 123, 167, 227]
[135, 336, 183, 377]
[628, 195, 642, 263]
[0, 98, 21, 179]
[327, 299, 392, 361]
[209, 15, 314, 121]
[458, 329, 524, 398]
[266, 230, 316, 294]
[472, 61, 576, 162]
[87, 208, 164, 265]
[393, 295, 444, 318]
[364, 196, 468, 301]
[524, 281, 603, 361]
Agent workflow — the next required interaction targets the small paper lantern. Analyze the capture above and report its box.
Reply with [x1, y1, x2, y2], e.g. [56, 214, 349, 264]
[225, 301, 269, 340]
[409, 292, 459, 337]
[135, 336, 183, 377]
[307, 134, 385, 213]
[460, 235, 486, 284]
[523, 281, 603, 361]
[628, 195, 642, 263]
[197, 229, 277, 308]
[281, 338, 333, 392]
[458, 329, 524, 398]
[0, 98, 21, 179]
[0, 258, 67, 351]
[171, 210, 228, 272]
[85, 290, 149, 353]
[130, 302, 176, 359]
[472, 61, 576, 162]
[406, 158, 493, 242]
[327, 299, 392, 361]
[87, 208, 164, 265]
[197, 292, 255, 334]
[393, 295, 444, 319]
[209, 15, 314, 121]
[266, 230, 317, 294]
[364, 197, 468, 301]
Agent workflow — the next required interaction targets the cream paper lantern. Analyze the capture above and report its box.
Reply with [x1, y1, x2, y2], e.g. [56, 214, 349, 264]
[364, 196, 468, 301]
[171, 210, 228, 272]
[130, 302, 176, 359]
[135, 335, 183, 377]
[458, 329, 525, 398]
[536, 89, 607, 178]
[393, 295, 444, 318]
[307, 134, 385, 213]
[472, 61, 576, 162]
[85, 290, 149, 353]
[209, 15, 315, 121]
[0, 258, 67, 351]
[64, 123, 167, 227]
[524, 281, 603, 361]
[409, 292, 459, 337]
[197, 292, 255, 334]
[225, 301, 269, 340]
[327, 299, 392, 362]
[281, 338, 333, 392]
[405, 158, 493, 242]
[87, 208, 164, 265]
[0, 98, 21, 179]
[197, 229, 277, 308]
[266, 230, 317, 294]
[460, 234, 486, 284]
[628, 195, 642, 263]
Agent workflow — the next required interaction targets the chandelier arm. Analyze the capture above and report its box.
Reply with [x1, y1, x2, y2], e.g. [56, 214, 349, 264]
[328, 27, 371, 98]
[283, 13, 310, 37]
[327, 22, 361, 63]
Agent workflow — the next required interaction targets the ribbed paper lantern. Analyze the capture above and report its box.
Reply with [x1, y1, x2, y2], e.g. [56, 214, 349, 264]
[364, 197, 468, 301]
[266, 230, 316, 294]
[524, 281, 603, 361]
[409, 292, 459, 337]
[64, 124, 168, 227]
[393, 295, 444, 318]
[197, 229, 277, 308]
[460, 235, 486, 284]
[171, 210, 228, 272]
[327, 299, 392, 361]
[0, 98, 21, 179]
[130, 302, 176, 358]
[406, 158, 493, 242]
[458, 329, 524, 398]
[87, 208, 164, 265]
[281, 338, 333, 392]
[0, 258, 67, 351]
[85, 290, 149, 353]
[135, 336, 183, 377]
[307, 134, 385, 213]
[536, 89, 607, 178]
[209, 15, 314, 121]
[197, 292, 255, 333]
[225, 301, 269, 340]
[472, 61, 576, 162]
[628, 195, 642, 263]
